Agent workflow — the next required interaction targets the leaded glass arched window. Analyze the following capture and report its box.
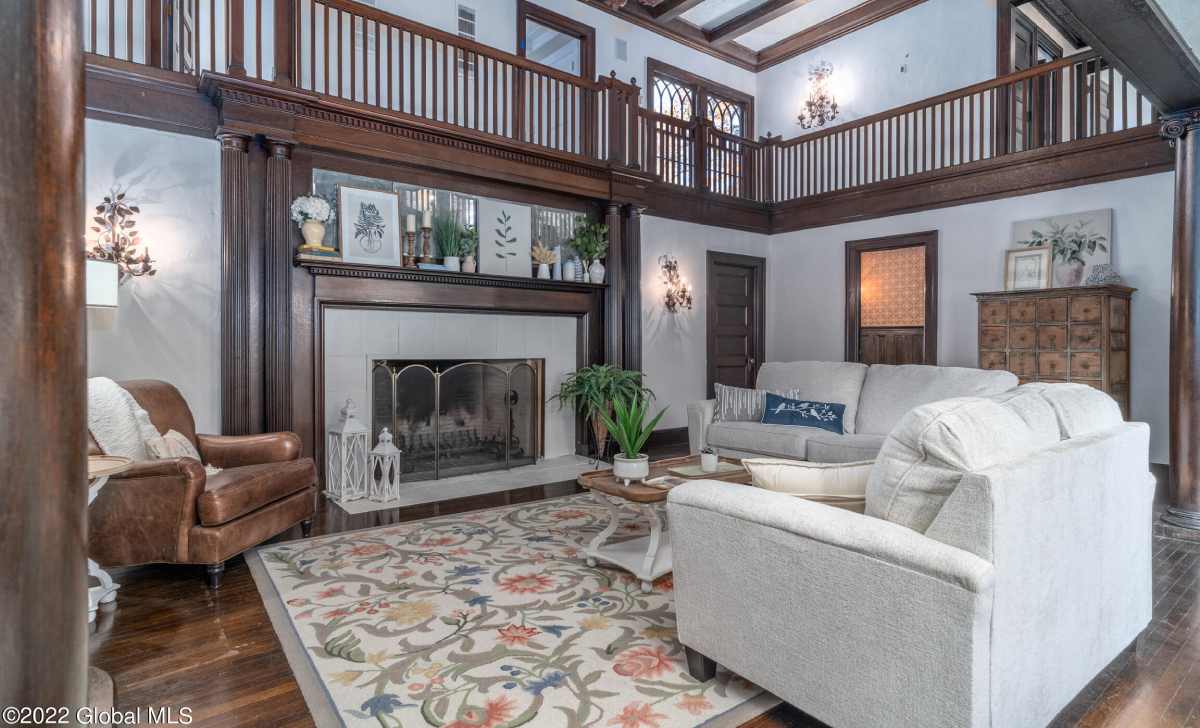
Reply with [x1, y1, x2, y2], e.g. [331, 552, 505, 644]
[706, 95, 744, 137]
[652, 75, 695, 121]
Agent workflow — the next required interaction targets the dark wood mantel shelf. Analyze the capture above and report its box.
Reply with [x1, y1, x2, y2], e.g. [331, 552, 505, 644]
[297, 258, 607, 293]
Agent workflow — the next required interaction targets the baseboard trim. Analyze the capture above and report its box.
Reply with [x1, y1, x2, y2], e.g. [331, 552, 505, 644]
[647, 427, 688, 449]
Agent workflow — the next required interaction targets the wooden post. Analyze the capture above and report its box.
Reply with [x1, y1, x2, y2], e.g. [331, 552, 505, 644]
[0, 0, 88, 714]
[759, 134, 777, 203]
[264, 139, 293, 432]
[1164, 108, 1200, 531]
[228, 0, 246, 76]
[694, 118, 709, 193]
[220, 133, 252, 435]
[623, 205, 644, 372]
[605, 202, 623, 366]
[146, 0, 163, 68]
[627, 77, 641, 171]
[273, 0, 294, 86]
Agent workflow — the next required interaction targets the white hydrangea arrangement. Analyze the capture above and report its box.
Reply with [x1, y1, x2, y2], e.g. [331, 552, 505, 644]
[290, 195, 334, 224]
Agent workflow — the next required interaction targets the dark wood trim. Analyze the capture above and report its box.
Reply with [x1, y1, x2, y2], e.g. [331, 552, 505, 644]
[646, 57, 755, 136]
[623, 204, 644, 372]
[705, 251, 767, 397]
[707, 0, 814, 45]
[85, 57, 217, 137]
[646, 426, 689, 449]
[755, 0, 930, 71]
[638, 182, 771, 234]
[3, 0, 88, 710]
[652, 0, 707, 22]
[517, 0, 596, 81]
[844, 231, 938, 365]
[220, 132, 254, 435]
[605, 202, 624, 366]
[772, 125, 1173, 232]
[576, 0, 758, 72]
[296, 259, 606, 292]
[264, 139, 294, 433]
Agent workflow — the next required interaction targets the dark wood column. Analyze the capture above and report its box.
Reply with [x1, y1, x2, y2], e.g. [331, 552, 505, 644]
[1165, 108, 1200, 531]
[264, 139, 293, 432]
[623, 204, 644, 372]
[0, 0, 88, 712]
[220, 133, 253, 435]
[605, 202, 624, 366]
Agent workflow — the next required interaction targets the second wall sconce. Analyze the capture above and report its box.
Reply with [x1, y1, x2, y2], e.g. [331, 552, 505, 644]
[659, 254, 692, 313]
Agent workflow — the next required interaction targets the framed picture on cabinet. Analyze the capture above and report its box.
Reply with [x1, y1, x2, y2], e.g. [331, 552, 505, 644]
[1005, 246, 1051, 291]
[338, 186, 402, 266]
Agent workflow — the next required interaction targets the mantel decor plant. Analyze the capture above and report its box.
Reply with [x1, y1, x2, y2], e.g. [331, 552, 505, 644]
[290, 194, 335, 254]
[569, 216, 609, 284]
[432, 210, 465, 271]
[599, 395, 668, 484]
[550, 364, 652, 462]
[86, 187, 156, 283]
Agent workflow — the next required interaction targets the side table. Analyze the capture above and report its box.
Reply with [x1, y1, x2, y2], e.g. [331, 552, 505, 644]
[88, 455, 131, 623]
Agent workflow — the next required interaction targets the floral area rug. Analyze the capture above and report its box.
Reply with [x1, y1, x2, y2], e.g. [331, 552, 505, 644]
[247, 493, 774, 728]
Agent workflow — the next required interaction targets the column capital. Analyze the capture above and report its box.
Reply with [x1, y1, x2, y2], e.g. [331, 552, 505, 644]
[265, 138, 294, 159]
[1161, 107, 1200, 143]
[217, 132, 251, 153]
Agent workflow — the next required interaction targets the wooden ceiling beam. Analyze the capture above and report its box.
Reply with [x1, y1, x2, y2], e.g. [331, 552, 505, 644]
[706, 0, 818, 45]
[756, 0, 929, 71]
[650, 0, 707, 23]
[579, 0, 758, 71]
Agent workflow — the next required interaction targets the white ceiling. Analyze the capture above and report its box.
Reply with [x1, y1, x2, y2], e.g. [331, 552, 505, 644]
[731, 0, 864, 51]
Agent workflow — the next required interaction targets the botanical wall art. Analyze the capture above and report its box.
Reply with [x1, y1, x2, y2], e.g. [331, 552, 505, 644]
[85, 186, 156, 283]
[1013, 209, 1112, 287]
[338, 186, 402, 266]
[477, 198, 532, 277]
[1004, 247, 1052, 291]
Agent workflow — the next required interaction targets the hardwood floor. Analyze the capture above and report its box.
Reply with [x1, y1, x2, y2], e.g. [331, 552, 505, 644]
[90, 465, 1200, 728]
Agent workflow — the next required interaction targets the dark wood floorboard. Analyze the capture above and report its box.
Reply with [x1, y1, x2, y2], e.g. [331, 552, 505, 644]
[90, 453, 1200, 728]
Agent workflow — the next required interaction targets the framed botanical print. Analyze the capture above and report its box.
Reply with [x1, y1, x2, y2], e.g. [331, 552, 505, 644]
[1005, 246, 1051, 291]
[338, 186, 402, 266]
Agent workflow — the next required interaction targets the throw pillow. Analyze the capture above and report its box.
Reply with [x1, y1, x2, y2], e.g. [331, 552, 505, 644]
[760, 393, 846, 434]
[713, 383, 800, 422]
[743, 457, 872, 512]
[146, 429, 203, 462]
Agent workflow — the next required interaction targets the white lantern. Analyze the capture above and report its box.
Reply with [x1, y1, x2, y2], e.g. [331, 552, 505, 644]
[326, 398, 369, 502]
[368, 428, 404, 502]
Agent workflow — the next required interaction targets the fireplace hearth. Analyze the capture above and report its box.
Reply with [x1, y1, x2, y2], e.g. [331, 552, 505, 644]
[370, 358, 545, 482]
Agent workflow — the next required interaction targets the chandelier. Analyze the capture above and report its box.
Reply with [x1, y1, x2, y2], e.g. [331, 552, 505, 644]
[797, 61, 839, 129]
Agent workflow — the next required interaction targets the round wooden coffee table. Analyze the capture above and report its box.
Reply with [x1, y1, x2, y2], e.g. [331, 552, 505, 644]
[576, 455, 749, 592]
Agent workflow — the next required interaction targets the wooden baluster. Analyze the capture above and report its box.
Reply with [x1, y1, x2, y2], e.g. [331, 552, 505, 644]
[386, 25, 392, 110]
[1107, 64, 1115, 133]
[145, 0, 162, 67]
[1137, 88, 1143, 128]
[228, 0, 245, 75]
[90, 0, 96, 53]
[108, 0, 115, 56]
[1092, 59, 1100, 138]
[126, 0, 133, 60]
[349, 14, 356, 101]
[407, 31, 414, 115]
[373, 21, 380, 106]
[255, 0, 262, 76]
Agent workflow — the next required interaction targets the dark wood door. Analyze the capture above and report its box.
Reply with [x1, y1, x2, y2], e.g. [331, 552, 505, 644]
[707, 252, 766, 396]
[846, 231, 939, 365]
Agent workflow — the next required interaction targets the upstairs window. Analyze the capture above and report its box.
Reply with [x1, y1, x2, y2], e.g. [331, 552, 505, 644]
[647, 59, 753, 138]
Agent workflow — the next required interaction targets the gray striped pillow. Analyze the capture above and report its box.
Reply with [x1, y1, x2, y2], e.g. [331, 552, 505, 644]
[713, 383, 801, 422]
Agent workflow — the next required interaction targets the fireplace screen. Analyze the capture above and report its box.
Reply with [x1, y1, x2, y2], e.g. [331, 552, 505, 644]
[370, 359, 544, 482]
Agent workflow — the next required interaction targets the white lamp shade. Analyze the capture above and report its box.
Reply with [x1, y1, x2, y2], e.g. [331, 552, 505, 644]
[86, 259, 119, 308]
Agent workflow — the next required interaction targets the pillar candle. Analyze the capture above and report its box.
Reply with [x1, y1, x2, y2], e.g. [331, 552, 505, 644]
[406, 214, 417, 232]
[422, 209, 432, 228]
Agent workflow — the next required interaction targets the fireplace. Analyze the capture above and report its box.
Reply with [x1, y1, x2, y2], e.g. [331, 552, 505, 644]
[370, 358, 545, 482]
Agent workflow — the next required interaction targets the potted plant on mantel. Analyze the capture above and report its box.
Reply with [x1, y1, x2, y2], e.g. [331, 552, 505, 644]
[551, 364, 652, 463]
[600, 395, 668, 485]
[433, 210, 464, 272]
[570, 216, 609, 284]
[461, 226, 479, 273]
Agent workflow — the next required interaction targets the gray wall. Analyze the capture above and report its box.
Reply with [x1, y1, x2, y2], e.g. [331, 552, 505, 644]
[85, 120, 222, 433]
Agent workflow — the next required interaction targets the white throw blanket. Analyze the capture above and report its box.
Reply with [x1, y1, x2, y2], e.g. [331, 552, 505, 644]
[87, 377, 160, 460]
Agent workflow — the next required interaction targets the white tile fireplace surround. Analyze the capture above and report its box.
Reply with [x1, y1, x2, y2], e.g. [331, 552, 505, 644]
[323, 308, 578, 465]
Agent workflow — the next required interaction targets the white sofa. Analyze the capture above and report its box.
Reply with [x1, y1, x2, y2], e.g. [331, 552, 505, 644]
[669, 383, 1154, 728]
[688, 362, 1018, 463]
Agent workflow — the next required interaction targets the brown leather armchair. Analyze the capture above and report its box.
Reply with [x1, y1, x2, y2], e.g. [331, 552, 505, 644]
[88, 380, 317, 588]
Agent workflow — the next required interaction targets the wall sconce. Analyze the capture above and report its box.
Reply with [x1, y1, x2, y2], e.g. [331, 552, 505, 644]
[659, 254, 692, 313]
[797, 61, 839, 129]
[86, 187, 156, 283]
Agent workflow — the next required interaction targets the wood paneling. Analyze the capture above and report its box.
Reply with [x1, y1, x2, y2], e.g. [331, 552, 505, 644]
[1, 0, 88, 710]
[859, 327, 925, 365]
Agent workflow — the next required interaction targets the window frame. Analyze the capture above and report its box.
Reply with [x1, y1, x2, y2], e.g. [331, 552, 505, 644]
[646, 58, 754, 138]
[516, 0, 596, 80]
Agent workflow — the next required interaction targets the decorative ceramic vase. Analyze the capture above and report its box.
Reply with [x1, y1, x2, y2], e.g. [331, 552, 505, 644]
[612, 453, 650, 485]
[462, 255, 477, 273]
[552, 248, 563, 280]
[1055, 259, 1086, 287]
[1085, 263, 1122, 285]
[300, 220, 328, 250]
[537, 262, 551, 279]
[562, 259, 576, 282]
[589, 259, 606, 284]
[700, 450, 719, 473]
[444, 256, 461, 272]
[574, 258, 585, 282]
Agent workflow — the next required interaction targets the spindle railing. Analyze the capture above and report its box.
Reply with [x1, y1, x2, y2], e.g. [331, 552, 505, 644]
[82, 2, 1156, 206]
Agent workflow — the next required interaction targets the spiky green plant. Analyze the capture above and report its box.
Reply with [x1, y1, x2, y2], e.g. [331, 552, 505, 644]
[598, 396, 668, 459]
[550, 364, 652, 457]
[432, 210, 464, 257]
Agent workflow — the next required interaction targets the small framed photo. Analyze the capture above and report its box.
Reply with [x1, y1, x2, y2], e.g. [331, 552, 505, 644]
[338, 186, 402, 266]
[1005, 246, 1051, 291]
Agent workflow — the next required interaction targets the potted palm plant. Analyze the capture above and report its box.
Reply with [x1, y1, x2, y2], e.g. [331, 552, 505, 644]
[551, 364, 652, 462]
[600, 396, 667, 484]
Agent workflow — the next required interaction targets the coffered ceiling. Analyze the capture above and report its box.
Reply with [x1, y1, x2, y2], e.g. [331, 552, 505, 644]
[583, 0, 928, 71]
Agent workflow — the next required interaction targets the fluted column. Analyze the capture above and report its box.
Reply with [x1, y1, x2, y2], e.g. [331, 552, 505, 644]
[264, 139, 293, 432]
[220, 133, 253, 435]
[0, 0, 88, 713]
[605, 202, 624, 366]
[1164, 108, 1200, 531]
[623, 205, 644, 372]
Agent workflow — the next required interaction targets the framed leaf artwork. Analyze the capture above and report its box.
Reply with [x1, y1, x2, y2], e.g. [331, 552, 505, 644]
[338, 186, 402, 266]
[477, 198, 532, 277]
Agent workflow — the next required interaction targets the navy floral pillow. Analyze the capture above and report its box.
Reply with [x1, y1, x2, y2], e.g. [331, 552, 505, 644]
[760, 393, 846, 434]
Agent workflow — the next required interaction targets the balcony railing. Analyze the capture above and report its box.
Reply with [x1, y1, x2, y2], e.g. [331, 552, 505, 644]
[83, 1, 1157, 204]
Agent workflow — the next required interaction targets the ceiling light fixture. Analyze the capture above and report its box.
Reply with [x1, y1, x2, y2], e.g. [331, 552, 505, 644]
[797, 61, 839, 129]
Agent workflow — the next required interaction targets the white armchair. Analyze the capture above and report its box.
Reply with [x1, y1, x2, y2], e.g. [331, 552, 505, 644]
[668, 386, 1154, 728]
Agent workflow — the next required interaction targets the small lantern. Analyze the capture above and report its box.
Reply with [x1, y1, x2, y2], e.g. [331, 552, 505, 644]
[368, 428, 404, 502]
[326, 398, 369, 502]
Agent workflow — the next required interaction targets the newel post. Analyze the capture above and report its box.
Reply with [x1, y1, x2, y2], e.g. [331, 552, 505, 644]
[1164, 108, 1200, 532]
[759, 134, 778, 203]
[227, 0, 246, 76]
[694, 117, 710, 194]
[273, 0, 294, 86]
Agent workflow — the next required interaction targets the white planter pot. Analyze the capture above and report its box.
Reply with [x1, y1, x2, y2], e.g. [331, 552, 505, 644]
[537, 262, 551, 279]
[562, 259, 576, 282]
[700, 451, 719, 472]
[612, 453, 650, 484]
[589, 259, 606, 284]
[443, 256, 461, 272]
[462, 255, 477, 273]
